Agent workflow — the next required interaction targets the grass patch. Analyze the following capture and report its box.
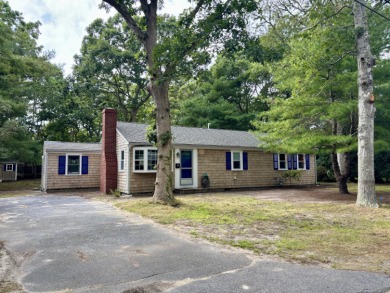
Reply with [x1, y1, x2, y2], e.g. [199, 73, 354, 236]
[0, 179, 40, 198]
[0, 179, 40, 191]
[116, 194, 390, 274]
[329, 182, 390, 194]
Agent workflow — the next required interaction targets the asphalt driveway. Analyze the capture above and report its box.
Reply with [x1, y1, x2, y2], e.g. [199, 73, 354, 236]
[1, 195, 389, 293]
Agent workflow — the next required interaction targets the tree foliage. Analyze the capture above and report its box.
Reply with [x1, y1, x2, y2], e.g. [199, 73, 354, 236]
[100, 0, 259, 203]
[173, 51, 270, 130]
[74, 14, 150, 122]
[253, 0, 390, 196]
[0, 0, 62, 164]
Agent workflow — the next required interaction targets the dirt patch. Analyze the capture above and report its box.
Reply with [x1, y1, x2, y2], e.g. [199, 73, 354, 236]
[0, 190, 43, 198]
[224, 185, 390, 204]
[0, 242, 25, 293]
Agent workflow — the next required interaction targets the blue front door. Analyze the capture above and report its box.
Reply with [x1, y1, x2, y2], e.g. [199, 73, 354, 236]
[180, 150, 193, 186]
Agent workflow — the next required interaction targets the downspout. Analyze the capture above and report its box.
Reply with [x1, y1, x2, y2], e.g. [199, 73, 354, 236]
[15, 163, 18, 181]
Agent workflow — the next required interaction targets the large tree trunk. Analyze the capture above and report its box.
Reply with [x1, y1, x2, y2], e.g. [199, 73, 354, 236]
[353, 0, 378, 207]
[149, 80, 176, 204]
[331, 153, 350, 194]
[142, 1, 175, 205]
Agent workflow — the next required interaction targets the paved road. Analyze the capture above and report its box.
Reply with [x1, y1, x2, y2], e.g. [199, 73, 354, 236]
[0, 195, 389, 293]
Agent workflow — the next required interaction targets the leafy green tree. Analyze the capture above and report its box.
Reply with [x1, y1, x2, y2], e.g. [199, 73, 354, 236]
[100, 0, 259, 204]
[208, 54, 270, 116]
[172, 52, 270, 131]
[74, 14, 150, 122]
[0, 0, 62, 164]
[256, 0, 390, 198]
[38, 76, 102, 142]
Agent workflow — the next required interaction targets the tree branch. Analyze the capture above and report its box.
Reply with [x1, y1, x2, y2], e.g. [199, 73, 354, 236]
[102, 0, 147, 41]
[183, 0, 207, 28]
[139, 0, 149, 15]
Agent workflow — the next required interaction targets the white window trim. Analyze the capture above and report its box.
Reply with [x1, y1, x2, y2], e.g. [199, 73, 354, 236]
[66, 153, 81, 175]
[133, 147, 158, 173]
[278, 153, 288, 170]
[119, 150, 125, 172]
[231, 150, 243, 171]
[5, 164, 13, 172]
[297, 154, 306, 170]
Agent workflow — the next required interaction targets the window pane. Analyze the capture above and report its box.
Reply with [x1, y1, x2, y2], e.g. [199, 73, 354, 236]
[135, 150, 144, 160]
[68, 156, 80, 174]
[120, 151, 125, 170]
[181, 151, 192, 168]
[298, 154, 305, 169]
[181, 169, 192, 179]
[134, 150, 144, 171]
[148, 150, 157, 171]
[232, 152, 241, 169]
[135, 160, 144, 170]
[279, 154, 286, 161]
[280, 162, 286, 169]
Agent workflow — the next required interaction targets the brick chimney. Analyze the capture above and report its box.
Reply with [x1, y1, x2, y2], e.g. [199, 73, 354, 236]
[100, 108, 118, 194]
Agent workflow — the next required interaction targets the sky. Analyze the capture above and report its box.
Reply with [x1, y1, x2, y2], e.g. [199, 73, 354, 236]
[9, 0, 191, 75]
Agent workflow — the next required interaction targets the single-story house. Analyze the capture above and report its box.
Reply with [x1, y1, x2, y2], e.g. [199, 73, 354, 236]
[41, 109, 316, 193]
[0, 162, 18, 182]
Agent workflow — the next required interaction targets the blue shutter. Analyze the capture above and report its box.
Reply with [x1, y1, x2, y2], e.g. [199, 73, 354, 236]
[243, 152, 248, 170]
[226, 152, 231, 170]
[58, 156, 66, 175]
[293, 155, 297, 170]
[13, 164, 16, 171]
[305, 154, 310, 170]
[288, 155, 292, 170]
[3, 164, 6, 171]
[82, 156, 88, 174]
[273, 153, 278, 170]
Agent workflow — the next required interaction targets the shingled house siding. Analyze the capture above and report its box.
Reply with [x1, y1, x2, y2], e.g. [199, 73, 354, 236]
[128, 146, 156, 194]
[117, 133, 128, 193]
[198, 149, 315, 189]
[45, 153, 101, 190]
[0, 164, 17, 181]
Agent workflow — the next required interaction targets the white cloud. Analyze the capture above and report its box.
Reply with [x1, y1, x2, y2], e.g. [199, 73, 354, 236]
[9, 0, 191, 76]
[10, 0, 114, 75]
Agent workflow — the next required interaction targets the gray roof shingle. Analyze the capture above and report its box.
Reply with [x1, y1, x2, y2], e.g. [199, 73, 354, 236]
[117, 122, 260, 149]
[44, 141, 101, 152]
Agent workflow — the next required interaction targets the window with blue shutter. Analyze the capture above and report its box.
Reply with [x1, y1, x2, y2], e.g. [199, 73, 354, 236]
[82, 156, 88, 174]
[305, 154, 310, 170]
[243, 152, 248, 170]
[293, 155, 297, 170]
[226, 152, 231, 170]
[58, 156, 66, 175]
[288, 155, 293, 170]
[273, 153, 278, 170]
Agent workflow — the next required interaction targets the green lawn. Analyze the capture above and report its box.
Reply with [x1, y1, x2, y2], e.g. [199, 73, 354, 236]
[115, 193, 390, 274]
[0, 179, 40, 198]
[326, 182, 390, 193]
